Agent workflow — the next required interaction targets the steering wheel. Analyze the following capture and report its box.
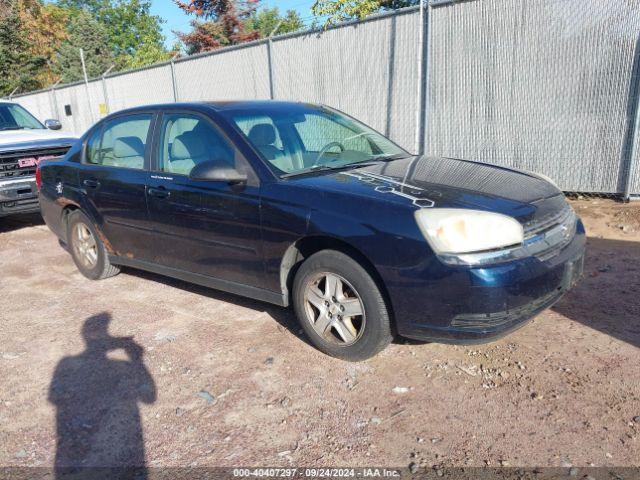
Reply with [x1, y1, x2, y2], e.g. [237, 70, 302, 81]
[313, 141, 345, 166]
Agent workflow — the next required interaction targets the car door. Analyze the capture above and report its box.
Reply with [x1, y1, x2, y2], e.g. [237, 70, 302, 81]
[76, 112, 157, 260]
[145, 111, 264, 288]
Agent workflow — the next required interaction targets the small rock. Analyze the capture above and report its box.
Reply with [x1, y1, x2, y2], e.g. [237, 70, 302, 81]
[392, 386, 410, 394]
[197, 390, 216, 405]
[155, 332, 177, 343]
[605, 452, 612, 459]
[633, 416, 640, 423]
[436, 468, 444, 477]
[598, 265, 612, 273]
[370, 417, 382, 425]
[264, 357, 274, 365]
[431, 437, 442, 444]
[569, 467, 579, 477]
[175, 407, 186, 417]
[417, 437, 424, 443]
[499, 460, 509, 466]
[409, 462, 419, 474]
[280, 397, 291, 407]
[247, 347, 257, 353]
[15, 450, 27, 459]
[531, 392, 543, 400]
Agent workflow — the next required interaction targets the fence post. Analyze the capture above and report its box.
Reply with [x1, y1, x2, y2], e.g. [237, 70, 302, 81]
[267, 39, 276, 100]
[414, 0, 429, 156]
[623, 35, 640, 201]
[50, 79, 62, 121]
[267, 22, 282, 100]
[101, 65, 115, 116]
[79, 48, 95, 124]
[170, 55, 180, 102]
[385, 15, 397, 137]
[8, 87, 19, 100]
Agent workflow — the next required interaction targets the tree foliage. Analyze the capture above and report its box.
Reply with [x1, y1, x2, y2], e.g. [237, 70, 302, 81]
[312, 0, 417, 26]
[175, 0, 260, 54]
[53, 10, 115, 83]
[19, 3, 69, 85]
[0, 1, 48, 96]
[58, 0, 169, 67]
[246, 7, 304, 37]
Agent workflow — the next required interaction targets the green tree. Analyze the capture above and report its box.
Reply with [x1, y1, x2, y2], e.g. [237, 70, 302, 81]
[54, 10, 115, 82]
[0, 2, 47, 96]
[246, 7, 304, 37]
[312, 0, 417, 26]
[57, 0, 168, 68]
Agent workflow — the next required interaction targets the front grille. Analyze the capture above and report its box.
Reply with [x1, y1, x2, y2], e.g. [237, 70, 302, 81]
[522, 204, 577, 261]
[523, 203, 573, 238]
[0, 146, 70, 179]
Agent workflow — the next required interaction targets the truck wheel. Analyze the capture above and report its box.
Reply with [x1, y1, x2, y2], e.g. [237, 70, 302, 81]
[67, 211, 120, 280]
[293, 250, 393, 361]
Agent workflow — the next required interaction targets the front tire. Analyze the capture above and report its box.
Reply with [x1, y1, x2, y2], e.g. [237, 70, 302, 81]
[293, 250, 393, 361]
[67, 211, 120, 280]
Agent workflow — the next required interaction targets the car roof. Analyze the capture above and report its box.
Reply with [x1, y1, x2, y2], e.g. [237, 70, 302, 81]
[106, 100, 320, 117]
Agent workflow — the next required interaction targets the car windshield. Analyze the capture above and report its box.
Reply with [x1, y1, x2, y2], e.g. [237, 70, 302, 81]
[0, 103, 44, 131]
[224, 104, 408, 177]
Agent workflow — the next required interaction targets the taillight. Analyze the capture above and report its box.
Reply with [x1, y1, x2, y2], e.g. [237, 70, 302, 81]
[35, 163, 42, 190]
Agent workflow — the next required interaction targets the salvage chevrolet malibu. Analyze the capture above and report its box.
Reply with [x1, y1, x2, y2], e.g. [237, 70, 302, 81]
[38, 101, 585, 360]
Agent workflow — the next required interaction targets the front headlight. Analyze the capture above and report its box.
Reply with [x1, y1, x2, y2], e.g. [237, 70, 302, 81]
[415, 209, 524, 256]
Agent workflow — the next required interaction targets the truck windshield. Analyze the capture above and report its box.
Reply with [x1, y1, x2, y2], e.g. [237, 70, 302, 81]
[0, 104, 44, 131]
[224, 104, 407, 177]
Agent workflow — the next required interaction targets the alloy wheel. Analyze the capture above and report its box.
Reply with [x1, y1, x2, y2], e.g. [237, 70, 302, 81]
[72, 223, 98, 269]
[303, 272, 366, 346]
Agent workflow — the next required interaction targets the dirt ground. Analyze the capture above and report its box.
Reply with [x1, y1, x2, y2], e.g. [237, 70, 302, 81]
[1, 199, 639, 472]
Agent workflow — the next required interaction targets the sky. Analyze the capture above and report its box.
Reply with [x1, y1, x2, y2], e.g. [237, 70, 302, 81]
[151, 0, 320, 48]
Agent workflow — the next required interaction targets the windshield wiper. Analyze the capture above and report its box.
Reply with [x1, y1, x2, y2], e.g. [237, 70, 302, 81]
[369, 153, 409, 161]
[0, 126, 25, 131]
[281, 161, 379, 178]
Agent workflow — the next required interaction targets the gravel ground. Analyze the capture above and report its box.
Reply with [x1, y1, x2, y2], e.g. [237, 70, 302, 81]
[0, 199, 639, 471]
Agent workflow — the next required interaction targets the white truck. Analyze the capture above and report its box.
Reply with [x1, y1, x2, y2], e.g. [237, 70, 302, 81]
[0, 101, 77, 217]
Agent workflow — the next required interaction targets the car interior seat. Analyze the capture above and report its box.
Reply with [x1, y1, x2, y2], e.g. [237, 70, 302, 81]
[169, 131, 208, 175]
[109, 136, 145, 169]
[248, 123, 293, 172]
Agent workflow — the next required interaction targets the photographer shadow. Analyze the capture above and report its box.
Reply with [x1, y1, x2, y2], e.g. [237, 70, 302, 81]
[49, 313, 156, 479]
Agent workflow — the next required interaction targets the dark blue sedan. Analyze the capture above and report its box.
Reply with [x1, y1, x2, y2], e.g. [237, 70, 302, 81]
[37, 101, 585, 360]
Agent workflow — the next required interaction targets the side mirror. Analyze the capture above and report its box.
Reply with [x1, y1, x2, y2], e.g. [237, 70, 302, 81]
[44, 119, 62, 130]
[189, 161, 247, 184]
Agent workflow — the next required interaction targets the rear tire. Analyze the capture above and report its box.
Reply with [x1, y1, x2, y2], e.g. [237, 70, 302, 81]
[67, 211, 120, 280]
[293, 249, 392, 361]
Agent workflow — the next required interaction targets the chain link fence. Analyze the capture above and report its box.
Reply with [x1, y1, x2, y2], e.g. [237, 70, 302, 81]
[9, 0, 640, 199]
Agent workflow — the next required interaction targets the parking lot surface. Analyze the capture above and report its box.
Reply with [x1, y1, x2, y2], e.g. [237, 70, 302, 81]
[1, 200, 639, 469]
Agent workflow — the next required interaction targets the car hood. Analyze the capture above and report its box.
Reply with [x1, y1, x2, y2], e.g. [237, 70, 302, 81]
[292, 156, 564, 222]
[0, 129, 77, 152]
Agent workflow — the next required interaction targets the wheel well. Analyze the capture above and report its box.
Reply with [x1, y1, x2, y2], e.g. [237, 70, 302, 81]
[61, 205, 80, 242]
[280, 236, 394, 323]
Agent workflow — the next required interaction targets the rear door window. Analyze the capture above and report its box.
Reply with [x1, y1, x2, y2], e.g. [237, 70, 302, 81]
[85, 114, 153, 170]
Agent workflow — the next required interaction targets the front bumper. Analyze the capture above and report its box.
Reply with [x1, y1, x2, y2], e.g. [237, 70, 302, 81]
[387, 220, 587, 344]
[0, 177, 40, 217]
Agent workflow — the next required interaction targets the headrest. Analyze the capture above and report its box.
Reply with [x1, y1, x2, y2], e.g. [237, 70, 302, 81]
[170, 132, 207, 161]
[113, 137, 145, 158]
[248, 124, 276, 146]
